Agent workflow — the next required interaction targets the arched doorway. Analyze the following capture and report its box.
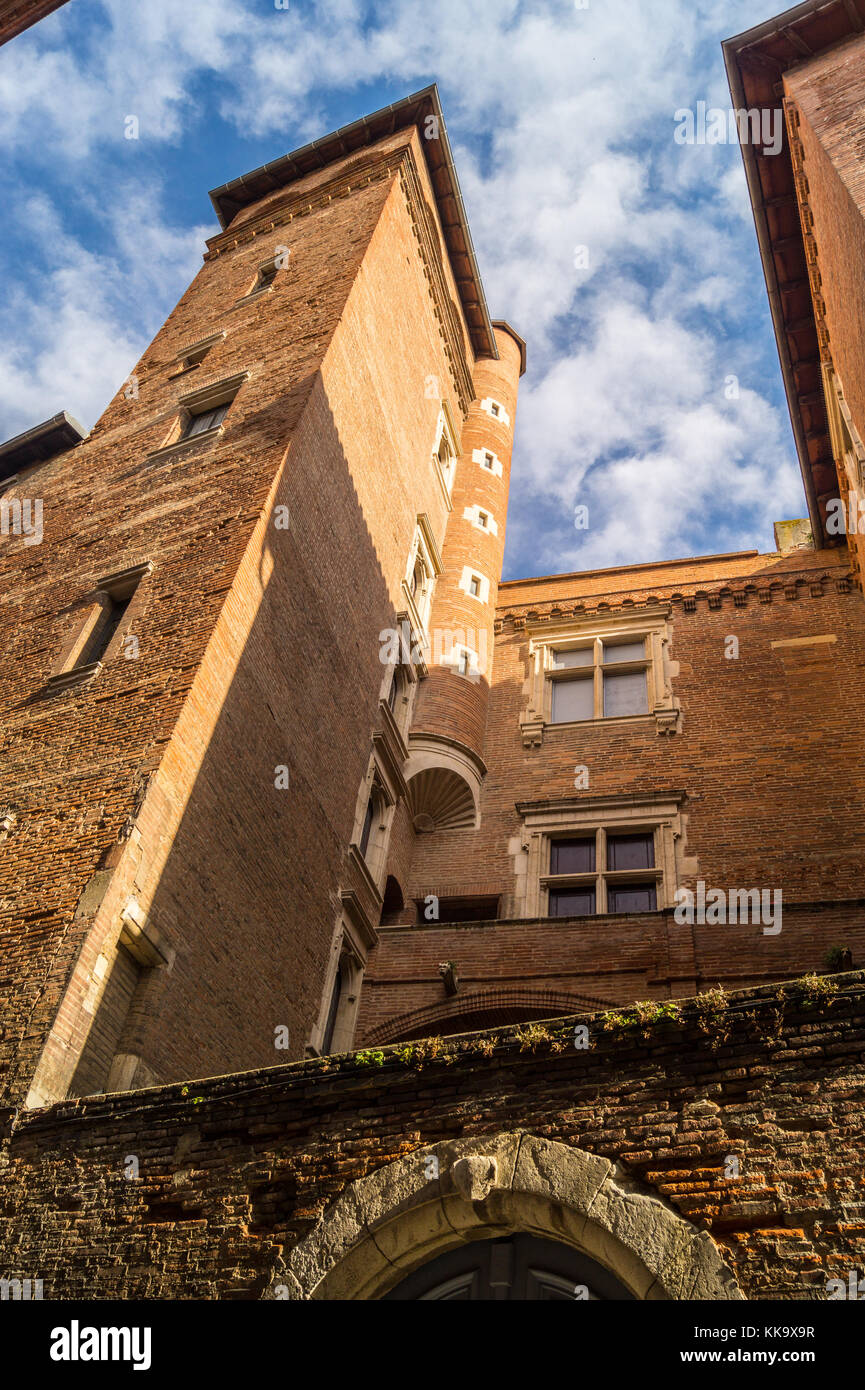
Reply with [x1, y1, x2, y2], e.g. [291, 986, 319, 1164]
[267, 1132, 744, 1301]
[383, 1233, 635, 1300]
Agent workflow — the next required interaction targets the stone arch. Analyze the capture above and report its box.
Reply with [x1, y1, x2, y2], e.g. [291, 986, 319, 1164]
[267, 1131, 744, 1302]
[363, 989, 611, 1044]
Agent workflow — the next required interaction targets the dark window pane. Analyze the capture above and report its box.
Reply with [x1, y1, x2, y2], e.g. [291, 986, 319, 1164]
[549, 888, 596, 917]
[551, 675, 593, 723]
[602, 640, 645, 664]
[607, 883, 657, 913]
[553, 648, 593, 668]
[258, 264, 277, 288]
[606, 833, 654, 870]
[183, 402, 228, 439]
[387, 670, 399, 711]
[359, 796, 375, 856]
[434, 897, 500, 923]
[603, 669, 648, 716]
[78, 594, 132, 667]
[550, 837, 595, 875]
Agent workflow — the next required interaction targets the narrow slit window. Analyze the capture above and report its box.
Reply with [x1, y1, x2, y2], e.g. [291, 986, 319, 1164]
[322, 957, 344, 1055]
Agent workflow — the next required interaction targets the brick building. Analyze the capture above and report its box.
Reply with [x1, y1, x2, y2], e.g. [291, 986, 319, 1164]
[2, 0, 865, 1303]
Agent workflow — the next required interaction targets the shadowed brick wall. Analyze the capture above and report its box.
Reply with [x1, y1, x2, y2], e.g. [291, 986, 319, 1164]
[2, 973, 864, 1301]
[0, 125, 481, 1106]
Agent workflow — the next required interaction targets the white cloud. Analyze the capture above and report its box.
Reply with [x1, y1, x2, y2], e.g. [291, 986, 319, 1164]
[0, 0, 805, 576]
[0, 183, 208, 435]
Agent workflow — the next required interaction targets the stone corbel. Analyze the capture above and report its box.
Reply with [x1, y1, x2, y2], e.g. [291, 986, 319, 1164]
[520, 713, 544, 748]
[654, 706, 681, 736]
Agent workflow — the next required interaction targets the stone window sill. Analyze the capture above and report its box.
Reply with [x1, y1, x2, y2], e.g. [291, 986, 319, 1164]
[44, 661, 103, 694]
[145, 426, 224, 463]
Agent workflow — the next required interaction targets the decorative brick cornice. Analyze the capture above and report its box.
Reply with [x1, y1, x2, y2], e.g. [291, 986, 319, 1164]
[784, 96, 832, 369]
[496, 569, 853, 628]
[396, 152, 474, 414]
[202, 153, 398, 261]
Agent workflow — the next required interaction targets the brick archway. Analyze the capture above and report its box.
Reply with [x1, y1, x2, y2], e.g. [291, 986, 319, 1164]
[266, 1132, 744, 1301]
[363, 988, 612, 1044]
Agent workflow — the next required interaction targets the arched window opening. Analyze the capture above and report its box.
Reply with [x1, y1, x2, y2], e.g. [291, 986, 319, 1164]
[380, 876, 405, 926]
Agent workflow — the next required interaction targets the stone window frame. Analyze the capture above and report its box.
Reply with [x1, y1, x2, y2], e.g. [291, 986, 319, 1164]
[519, 608, 680, 746]
[480, 397, 510, 427]
[350, 755, 399, 892]
[473, 445, 503, 478]
[379, 653, 415, 738]
[430, 402, 459, 511]
[149, 371, 249, 461]
[401, 514, 443, 643]
[238, 258, 281, 303]
[514, 792, 688, 919]
[307, 920, 366, 1058]
[825, 366, 865, 498]
[46, 561, 152, 694]
[458, 566, 489, 604]
[463, 503, 498, 536]
[442, 641, 480, 682]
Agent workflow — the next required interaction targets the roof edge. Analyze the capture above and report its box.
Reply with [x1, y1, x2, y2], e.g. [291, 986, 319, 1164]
[208, 86, 497, 363]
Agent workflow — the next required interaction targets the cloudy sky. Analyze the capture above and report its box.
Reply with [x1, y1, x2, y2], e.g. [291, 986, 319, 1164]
[0, 0, 806, 580]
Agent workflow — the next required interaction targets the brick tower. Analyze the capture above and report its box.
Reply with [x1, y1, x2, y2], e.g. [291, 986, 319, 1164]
[0, 88, 523, 1107]
[407, 325, 524, 831]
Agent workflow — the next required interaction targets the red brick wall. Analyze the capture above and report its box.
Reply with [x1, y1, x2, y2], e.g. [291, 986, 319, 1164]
[368, 549, 865, 1035]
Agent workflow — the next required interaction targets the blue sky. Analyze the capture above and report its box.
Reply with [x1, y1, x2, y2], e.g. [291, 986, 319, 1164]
[0, 0, 806, 581]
